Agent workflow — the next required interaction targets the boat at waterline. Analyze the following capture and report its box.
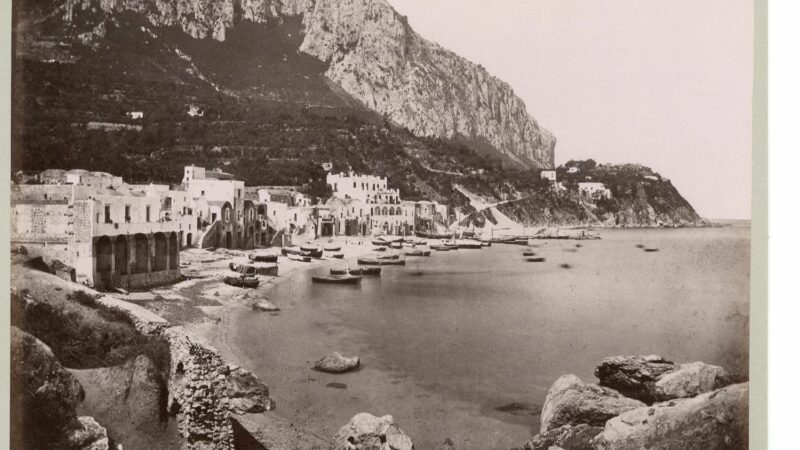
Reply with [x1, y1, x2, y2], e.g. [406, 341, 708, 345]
[358, 257, 406, 266]
[311, 274, 363, 284]
[328, 253, 345, 259]
[299, 245, 323, 258]
[330, 267, 382, 276]
[287, 254, 312, 262]
[405, 249, 431, 257]
[224, 271, 260, 288]
[376, 253, 400, 260]
[390, 242, 403, 249]
[323, 245, 342, 252]
[455, 239, 483, 249]
[522, 251, 536, 257]
[430, 244, 456, 251]
[525, 257, 546, 262]
[281, 247, 310, 257]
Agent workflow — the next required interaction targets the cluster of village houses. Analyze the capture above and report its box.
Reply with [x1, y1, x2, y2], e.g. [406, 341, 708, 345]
[10, 161, 612, 291]
[11, 165, 452, 290]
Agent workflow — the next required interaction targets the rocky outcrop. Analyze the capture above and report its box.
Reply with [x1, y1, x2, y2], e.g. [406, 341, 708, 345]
[301, 0, 555, 169]
[654, 361, 731, 401]
[10, 326, 109, 449]
[523, 424, 603, 450]
[592, 383, 749, 450]
[539, 375, 645, 433]
[595, 356, 732, 404]
[594, 355, 678, 404]
[331, 413, 414, 450]
[223, 366, 275, 414]
[252, 300, 280, 312]
[313, 352, 360, 373]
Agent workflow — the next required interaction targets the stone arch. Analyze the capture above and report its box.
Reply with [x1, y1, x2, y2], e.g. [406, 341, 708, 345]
[382, 222, 389, 233]
[382, 206, 388, 215]
[114, 235, 128, 275]
[169, 232, 179, 270]
[153, 233, 168, 271]
[132, 234, 149, 274]
[95, 236, 112, 275]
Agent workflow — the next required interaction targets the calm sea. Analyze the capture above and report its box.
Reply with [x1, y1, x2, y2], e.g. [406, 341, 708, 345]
[225, 225, 750, 449]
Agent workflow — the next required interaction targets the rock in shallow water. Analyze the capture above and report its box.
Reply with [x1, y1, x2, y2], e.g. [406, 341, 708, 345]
[592, 383, 749, 450]
[251, 300, 280, 312]
[313, 352, 360, 373]
[331, 413, 413, 450]
[539, 374, 645, 433]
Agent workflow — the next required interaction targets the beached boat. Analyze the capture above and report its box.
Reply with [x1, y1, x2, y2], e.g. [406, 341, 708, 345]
[372, 239, 388, 246]
[522, 251, 536, 257]
[224, 267, 260, 288]
[330, 267, 382, 276]
[323, 245, 342, 252]
[287, 254, 311, 262]
[430, 244, 455, 251]
[377, 253, 400, 260]
[644, 248, 660, 253]
[230, 261, 278, 276]
[312, 274, 363, 284]
[330, 268, 349, 275]
[299, 245, 324, 258]
[281, 247, 310, 257]
[456, 239, 483, 249]
[358, 257, 406, 266]
[415, 231, 456, 240]
[248, 253, 278, 263]
[390, 242, 403, 249]
[373, 246, 387, 252]
[405, 249, 431, 257]
[329, 253, 345, 259]
[360, 267, 382, 275]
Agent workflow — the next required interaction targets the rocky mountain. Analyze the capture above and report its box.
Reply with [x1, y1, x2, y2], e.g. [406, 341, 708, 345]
[53, 0, 555, 168]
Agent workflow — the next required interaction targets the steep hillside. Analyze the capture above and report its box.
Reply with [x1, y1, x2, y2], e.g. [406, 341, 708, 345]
[29, 0, 555, 168]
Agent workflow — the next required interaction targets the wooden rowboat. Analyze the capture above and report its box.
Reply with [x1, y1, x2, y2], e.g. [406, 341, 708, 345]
[312, 274, 362, 284]
[358, 257, 406, 266]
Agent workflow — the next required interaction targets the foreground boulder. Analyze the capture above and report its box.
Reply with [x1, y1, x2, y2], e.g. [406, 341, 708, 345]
[654, 361, 731, 401]
[331, 413, 414, 450]
[592, 382, 748, 450]
[11, 326, 85, 447]
[540, 375, 645, 433]
[222, 367, 275, 414]
[523, 424, 603, 450]
[66, 416, 111, 450]
[314, 352, 360, 373]
[594, 355, 678, 403]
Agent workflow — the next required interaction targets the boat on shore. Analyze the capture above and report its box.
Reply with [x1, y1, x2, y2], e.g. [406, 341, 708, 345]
[312, 274, 362, 284]
[522, 251, 536, 257]
[224, 265, 260, 288]
[281, 247, 310, 257]
[373, 246, 387, 252]
[299, 244, 324, 258]
[390, 242, 403, 249]
[415, 231, 456, 239]
[431, 244, 456, 251]
[358, 257, 406, 266]
[287, 254, 312, 262]
[405, 249, 431, 257]
[455, 239, 483, 249]
[377, 253, 400, 260]
[249, 253, 279, 263]
[230, 261, 278, 276]
[323, 245, 342, 252]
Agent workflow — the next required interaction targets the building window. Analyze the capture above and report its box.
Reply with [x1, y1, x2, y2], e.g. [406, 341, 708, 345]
[104, 205, 111, 223]
[353, 182, 356, 188]
[334, 183, 338, 192]
[124, 205, 131, 223]
[146, 206, 151, 222]
[201, 190, 205, 196]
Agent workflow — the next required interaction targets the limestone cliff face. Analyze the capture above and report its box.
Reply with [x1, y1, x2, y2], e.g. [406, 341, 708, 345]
[300, 0, 555, 169]
[64, 0, 555, 168]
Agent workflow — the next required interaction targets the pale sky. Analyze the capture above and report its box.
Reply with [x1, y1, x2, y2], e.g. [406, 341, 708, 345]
[389, 0, 754, 220]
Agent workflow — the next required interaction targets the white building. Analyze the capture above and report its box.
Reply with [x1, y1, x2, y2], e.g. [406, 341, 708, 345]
[540, 169, 557, 182]
[578, 182, 612, 200]
[567, 167, 580, 174]
[326, 172, 399, 204]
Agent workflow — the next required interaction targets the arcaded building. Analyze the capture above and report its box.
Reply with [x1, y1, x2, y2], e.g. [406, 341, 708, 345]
[11, 178, 183, 290]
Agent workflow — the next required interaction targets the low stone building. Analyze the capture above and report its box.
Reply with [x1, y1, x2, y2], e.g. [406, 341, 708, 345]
[11, 181, 183, 290]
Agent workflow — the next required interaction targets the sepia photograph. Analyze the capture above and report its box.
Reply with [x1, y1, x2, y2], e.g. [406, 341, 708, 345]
[8, 0, 761, 449]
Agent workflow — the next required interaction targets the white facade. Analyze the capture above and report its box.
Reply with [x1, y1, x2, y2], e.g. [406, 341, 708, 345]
[567, 167, 580, 174]
[578, 182, 612, 199]
[326, 172, 398, 204]
[540, 170, 557, 181]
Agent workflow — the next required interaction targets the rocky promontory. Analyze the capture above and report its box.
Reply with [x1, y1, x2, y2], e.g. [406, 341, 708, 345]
[522, 355, 747, 450]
